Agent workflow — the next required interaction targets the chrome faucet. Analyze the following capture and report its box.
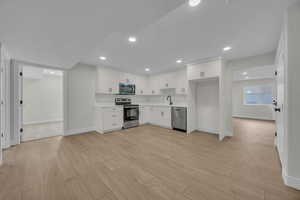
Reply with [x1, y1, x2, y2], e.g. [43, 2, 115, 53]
[167, 96, 173, 105]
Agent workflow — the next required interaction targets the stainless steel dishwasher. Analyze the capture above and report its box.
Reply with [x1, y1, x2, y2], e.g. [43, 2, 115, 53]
[171, 107, 187, 132]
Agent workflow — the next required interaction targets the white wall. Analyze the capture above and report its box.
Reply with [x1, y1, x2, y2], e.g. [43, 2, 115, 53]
[146, 95, 187, 105]
[226, 52, 276, 121]
[196, 79, 220, 134]
[65, 63, 96, 134]
[23, 69, 63, 124]
[232, 79, 275, 120]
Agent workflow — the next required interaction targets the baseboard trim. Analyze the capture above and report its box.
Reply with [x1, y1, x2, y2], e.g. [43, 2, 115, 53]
[197, 128, 219, 135]
[233, 115, 274, 121]
[282, 169, 300, 190]
[24, 119, 63, 125]
[64, 127, 96, 136]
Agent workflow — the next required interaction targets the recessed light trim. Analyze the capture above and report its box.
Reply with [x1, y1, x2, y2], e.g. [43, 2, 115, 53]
[128, 36, 137, 43]
[176, 59, 183, 64]
[223, 46, 232, 51]
[99, 56, 107, 60]
[242, 72, 248, 75]
[189, 0, 202, 7]
[145, 68, 150, 72]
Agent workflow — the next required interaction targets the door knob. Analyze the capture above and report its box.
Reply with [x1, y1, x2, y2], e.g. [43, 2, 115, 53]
[274, 108, 281, 112]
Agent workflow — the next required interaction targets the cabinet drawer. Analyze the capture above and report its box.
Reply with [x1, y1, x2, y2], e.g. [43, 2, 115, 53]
[103, 116, 122, 131]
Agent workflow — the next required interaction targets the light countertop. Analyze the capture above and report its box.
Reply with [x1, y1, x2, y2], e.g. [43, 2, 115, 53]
[94, 103, 187, 108]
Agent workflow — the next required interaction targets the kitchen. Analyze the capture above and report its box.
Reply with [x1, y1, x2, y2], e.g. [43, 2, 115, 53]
[94, 59, 227, 138]
[94, 67, 189, 134]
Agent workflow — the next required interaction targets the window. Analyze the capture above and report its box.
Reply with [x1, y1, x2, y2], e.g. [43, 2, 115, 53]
[243, 85, 273, 105]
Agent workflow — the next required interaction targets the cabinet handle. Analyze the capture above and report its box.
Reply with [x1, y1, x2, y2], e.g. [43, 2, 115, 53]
[141, 90, 143, 94]
[200, 71, 205, 77]
[108, 88, 112, 93]
[166, 83, 168, 87]
[152, 90, 155, 94]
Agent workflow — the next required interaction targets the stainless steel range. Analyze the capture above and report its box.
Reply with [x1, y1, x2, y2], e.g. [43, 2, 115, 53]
[115, 98, 139, 129]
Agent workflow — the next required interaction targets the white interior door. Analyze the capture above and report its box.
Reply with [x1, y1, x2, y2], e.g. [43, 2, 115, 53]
[275, 51, 285, 164]
[0, 56, 4, 149]
[10, 61, 23, 146]
[0, 49, 2, 161]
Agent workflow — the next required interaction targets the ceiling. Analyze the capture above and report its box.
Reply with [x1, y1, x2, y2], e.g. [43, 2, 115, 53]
[0, 0, 296, 74]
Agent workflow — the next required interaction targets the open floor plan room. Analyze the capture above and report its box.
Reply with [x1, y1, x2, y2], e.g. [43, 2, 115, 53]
[1, 0, 300, 199]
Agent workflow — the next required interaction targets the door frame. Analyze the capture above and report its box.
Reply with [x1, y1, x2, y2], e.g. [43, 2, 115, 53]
[11, 59, 68, 143]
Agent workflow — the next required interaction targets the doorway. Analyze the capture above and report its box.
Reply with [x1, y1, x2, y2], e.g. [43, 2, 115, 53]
[21, 65, 64, 141]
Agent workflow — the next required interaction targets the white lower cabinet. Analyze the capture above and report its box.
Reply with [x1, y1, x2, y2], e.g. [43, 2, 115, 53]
[95, 106, 123, 133]
[139, 106, 150, 124]
[149, 106, 171, 128]
[95, 105, 173, 133]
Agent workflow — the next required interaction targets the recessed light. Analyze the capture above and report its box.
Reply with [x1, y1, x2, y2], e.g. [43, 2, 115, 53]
[99, 56, 107, 60]
[189, 0, 202, 7]
[128, 36, 137, 43]
[176, 59, 183, 64]
[242, 72, 248, 75]
[145, 68, 150, 72]
[245, 76, 249, 79]
[223, 46, 232, 51]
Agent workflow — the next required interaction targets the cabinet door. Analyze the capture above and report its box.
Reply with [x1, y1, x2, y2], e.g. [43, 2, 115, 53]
[163, 107, 171, 128]
[164, 72, 176, 89]
[149, 76, 161, 95]
[158, 107, 171, 128]
[97, 68, 120, 94]
[159, 73, 169, 89]
[187, 60, 221, 80]
[149, 106, 158, 124]
[139, 106, 150, 124]
[135, 75, 147, 95]
[121, 73, 136, 84]
[175, 70, 188, 94]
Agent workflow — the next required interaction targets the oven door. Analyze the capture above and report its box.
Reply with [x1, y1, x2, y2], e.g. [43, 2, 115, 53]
[124, 107, 139, 122]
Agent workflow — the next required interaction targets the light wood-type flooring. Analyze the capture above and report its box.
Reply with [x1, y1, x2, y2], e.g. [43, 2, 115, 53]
[22, 121, 63, 142]
[1, 118, 300, 200]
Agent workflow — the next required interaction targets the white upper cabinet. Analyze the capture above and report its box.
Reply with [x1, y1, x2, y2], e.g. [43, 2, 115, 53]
[120, 72, 136, 84]
[96, 67, 121, 94]
[149, 75, 161, 95]
[135, 75, 149, 95]
[174, 69, 188, 94]
[160, 72, 177, 89]
[187, 60, 221, 81]
[96, 66, 189, 96]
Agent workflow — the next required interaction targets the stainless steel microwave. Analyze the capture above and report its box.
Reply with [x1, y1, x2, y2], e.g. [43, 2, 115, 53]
[119, 83, 136, 95]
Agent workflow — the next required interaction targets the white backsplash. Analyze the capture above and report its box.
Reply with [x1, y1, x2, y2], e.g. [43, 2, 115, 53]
[147, 95, 187, 105]
[95, 94, 187, 105]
